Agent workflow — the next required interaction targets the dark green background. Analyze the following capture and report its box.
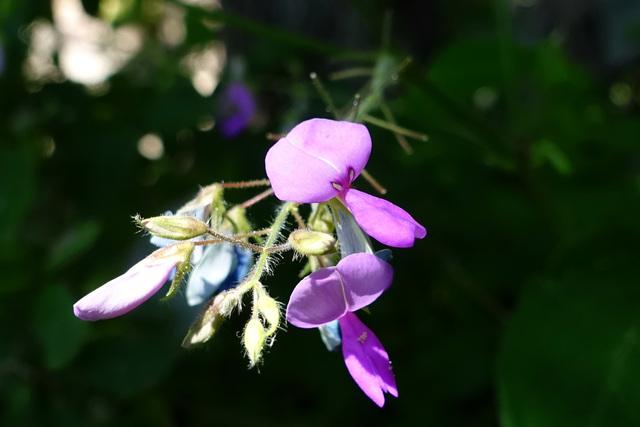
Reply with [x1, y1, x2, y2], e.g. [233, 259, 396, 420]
[2, 0, 640, 425]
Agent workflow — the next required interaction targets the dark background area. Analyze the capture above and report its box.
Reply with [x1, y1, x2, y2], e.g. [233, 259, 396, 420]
[2, 0, 640, 425]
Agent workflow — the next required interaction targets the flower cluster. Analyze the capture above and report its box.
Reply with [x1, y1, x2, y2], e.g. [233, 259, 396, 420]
[73, 118, 425, 407]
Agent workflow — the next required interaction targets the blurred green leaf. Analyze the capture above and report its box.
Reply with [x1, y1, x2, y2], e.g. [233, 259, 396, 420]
[531, 139, 573, 175]
[79, 332, 180, 395]
[0, 143, 37, 245]
[498, 263, 640, 427]
[46, 221, 102, 271]
[32, 284, 88, 370]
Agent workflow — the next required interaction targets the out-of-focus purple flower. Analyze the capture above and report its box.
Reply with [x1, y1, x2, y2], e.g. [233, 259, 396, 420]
[217, 83, 256, 139]
[73, 242, 194, 321]
[286, 253, 398, 407]
[265, 118, 426, 248]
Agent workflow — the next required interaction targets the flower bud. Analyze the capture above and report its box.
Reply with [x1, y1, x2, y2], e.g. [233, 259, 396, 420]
[140, 215, 209, 240]
[243, 318, 267, 367]
[257, 292, 280, 335]
[182, 291, 236, 348]
[289, 229, 336, 256]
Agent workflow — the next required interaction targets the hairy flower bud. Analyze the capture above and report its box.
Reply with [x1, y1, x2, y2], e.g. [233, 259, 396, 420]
[257, 292, 280, 335]
[289, 229, 336, 256]
[140, 215, 209, 240]
[243, 318, 267, 367]
[182, 290, 238, 348]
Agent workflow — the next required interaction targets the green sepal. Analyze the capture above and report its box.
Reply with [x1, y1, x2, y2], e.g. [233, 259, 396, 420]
[162, 259, 191, 301]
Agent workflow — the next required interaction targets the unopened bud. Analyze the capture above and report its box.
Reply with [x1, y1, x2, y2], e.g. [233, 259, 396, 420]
[140, 215, 209, 240]
[289, 229, 336, 256]
[182, 292, 231, 348]
[257, 293, 280, 334]
[243, 318, 266, 367]
[226, 206, 252, 234]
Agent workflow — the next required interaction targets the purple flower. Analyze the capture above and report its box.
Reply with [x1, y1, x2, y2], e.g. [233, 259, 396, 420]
[265, 118, 426, 247]
[73, 242, 194, 321]
[217, 83, 257, 139]
[286, 253, 398, 407]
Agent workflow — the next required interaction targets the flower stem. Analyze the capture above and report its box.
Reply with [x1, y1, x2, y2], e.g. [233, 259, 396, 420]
[220, 179, 271, 189]
[241, 188, 274, 209]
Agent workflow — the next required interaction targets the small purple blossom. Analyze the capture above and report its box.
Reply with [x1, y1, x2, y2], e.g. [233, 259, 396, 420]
[286, 253, 398, 407]
[265, 118, 426, 247]
[73, 242, 194, 321]
[217, 83, 257, 139]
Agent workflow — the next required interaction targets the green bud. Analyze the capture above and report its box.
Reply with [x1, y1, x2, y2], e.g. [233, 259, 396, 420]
[257, 293, 280, 335]
[243, 318, 267, 367]
[226, 206, 252, 234]
[310, 204, 335, 234]
[140, 215, 209, 240]
[182, 291, 233, 348]
[289, 229, 336, 256]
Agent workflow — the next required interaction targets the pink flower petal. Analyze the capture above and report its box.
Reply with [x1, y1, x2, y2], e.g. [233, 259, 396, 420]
[286, 253, 393, 328]
[339, 312, 398, 407]
[335, 253, 393, 312]
[341, 188, 427, 248]
[286, 267, 348, 328]
[265, 119, 372, 203]
[73, 251, 182, 321]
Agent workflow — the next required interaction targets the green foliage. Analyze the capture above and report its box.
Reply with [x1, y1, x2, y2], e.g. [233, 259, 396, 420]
[1, 0, 640, 425]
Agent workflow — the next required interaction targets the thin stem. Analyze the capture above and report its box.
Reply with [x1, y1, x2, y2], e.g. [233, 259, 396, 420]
[237, 229, 270, 239]
[178, 5, 374, 60]
[291, 207, 307, 228]
[379, 100, 414, 154]
[220, 179, 271, 189]
[360, 169, 387, 195]
[308, 202, 327, 229]
[362, 114, 428, 141]
[330, 68, 374, 80]
[265, 243, 292, 254]
[251, 202, 294, 280]
[241, 188, 274, 209]
[266, 132, 287, 141]
[311, 72, 339, 119]
[207, 229, 265, 252]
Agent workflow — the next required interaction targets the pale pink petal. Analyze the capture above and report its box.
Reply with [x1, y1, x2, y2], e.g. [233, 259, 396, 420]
[265, 137, 341, 202]
[286, 267, 348, 328]
[286, 119, 371, 181]
[335, 253, 393, 312]
[339, 312, 398, 407]
[265, 118, 372, 203]
[341, 188, 427, 248]
[73, 257, 177, 321]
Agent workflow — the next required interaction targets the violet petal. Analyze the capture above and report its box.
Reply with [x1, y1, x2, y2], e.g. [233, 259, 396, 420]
[286, 267, 348, 328]
[265, 118, 372, 203]
[335, 253, 393, 312]
[265, 137, 342, 202]
[341, 188, 427, 248]
[339, 312, 398, 407]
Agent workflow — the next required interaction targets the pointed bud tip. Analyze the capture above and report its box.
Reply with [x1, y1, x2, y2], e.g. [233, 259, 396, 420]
[141, 215, 209, 240]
